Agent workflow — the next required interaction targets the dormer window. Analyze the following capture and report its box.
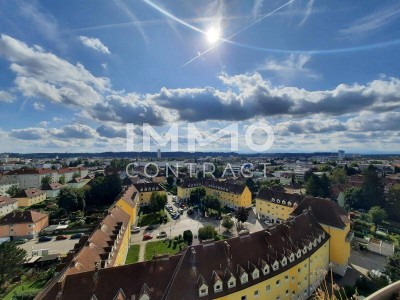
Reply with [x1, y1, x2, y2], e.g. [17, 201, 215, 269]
[228, 277, 236, 288]
[313, 239, 317, 247]
[303, 246, 307, 254]
[282, 200, 286, 205]
[308, 242, 312, 250]
[271, 198, 275, 203]
[262, 264, 270, 275]
[317, 235, 321, 243]
[322, 231, 326, 239]
[276, 199, 281, 204]
[288, 201, 292, 206]
[199, 287, 208, 297]
[272, 261, 279, 271]
[281, 257, 287, 266]
[296, 250, 302, 259]
[240, 273, 248, 284]
[289, 253, 295, 263]
[214, 281, 223, 293]
[252, 269, 259, 280]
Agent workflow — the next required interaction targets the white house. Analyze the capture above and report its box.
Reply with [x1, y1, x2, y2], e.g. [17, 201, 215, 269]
[0, 196, 18, 217]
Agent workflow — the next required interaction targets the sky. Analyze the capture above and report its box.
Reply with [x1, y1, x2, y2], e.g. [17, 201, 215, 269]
[0, 0, 400, 154]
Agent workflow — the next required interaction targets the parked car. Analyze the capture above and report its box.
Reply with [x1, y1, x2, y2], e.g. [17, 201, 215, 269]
[143, 234, 153, 240]
[38, 236, 52, 242]
[180, 204, 186, 209]
[172, 214, 180, 220]
[146, 225, 154, 230]
[131, 227, 141, 234]
[157, 231, 167, 238]
[56, 235, 68, 240]
[70, 233, 83, 239]
[14, 238, 28, 244]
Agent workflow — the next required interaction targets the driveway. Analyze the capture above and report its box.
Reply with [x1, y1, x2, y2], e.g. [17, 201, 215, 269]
[18, 235, 79, 257]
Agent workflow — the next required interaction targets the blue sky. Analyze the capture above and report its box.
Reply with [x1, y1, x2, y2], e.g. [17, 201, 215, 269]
[0, 0, 400, 153]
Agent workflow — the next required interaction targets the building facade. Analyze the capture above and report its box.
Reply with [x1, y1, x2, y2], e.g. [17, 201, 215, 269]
[0, 210, 48, 240]
[0, 196, 18, 216]
[132, 183, 166, 206]
[178, 179, 252, 209]
[16, 188, 47, 207]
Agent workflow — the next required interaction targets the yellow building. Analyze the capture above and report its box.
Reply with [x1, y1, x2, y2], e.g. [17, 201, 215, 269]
[291, 196, 352, 276]
[178, 179, 252, 209]
[114, 185, 140, 226]
[39, 211, 331, 300]
[16, 188, 46, 207]
[256, 189, 303, 223]
[132, 183, 166, 206]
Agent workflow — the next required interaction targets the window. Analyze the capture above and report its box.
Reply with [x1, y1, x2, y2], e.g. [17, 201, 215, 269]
[298, 268, 301, 273]
[286, 290, 289, 296]
[241, 296, 247, 300]
[254, 290, 259, 297]
[266, 285, 271, 292]
[284, 275, 289, 281]
[276, 279, 280, 286]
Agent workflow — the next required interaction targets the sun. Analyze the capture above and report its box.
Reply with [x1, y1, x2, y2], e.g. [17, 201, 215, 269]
[206, 27, 221, 44]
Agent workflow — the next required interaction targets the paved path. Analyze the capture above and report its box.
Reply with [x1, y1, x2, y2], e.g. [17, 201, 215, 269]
[138, 242, 146, 262]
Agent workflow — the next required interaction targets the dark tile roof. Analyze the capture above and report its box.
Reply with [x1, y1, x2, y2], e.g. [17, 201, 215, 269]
[37, 212, 329, 300]
[291, 196, 350, 229]
[180, 179, 246, 195]
[257, 188, 304, 205]
[0, 196, 18, 207]
[133, 182, 164, 193]
[0, 210, 48, 225]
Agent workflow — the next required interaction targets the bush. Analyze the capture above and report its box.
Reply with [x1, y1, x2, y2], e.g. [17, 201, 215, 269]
[13, 290, 40, 300]
[198, 225, 217, 241]
[183, 230, 193, 245]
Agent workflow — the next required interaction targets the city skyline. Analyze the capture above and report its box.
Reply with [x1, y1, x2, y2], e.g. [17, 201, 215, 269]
[0, 0, 400, 153]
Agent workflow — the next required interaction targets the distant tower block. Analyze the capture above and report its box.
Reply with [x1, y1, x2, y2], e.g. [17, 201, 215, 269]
[338, 150, 345, 160]
[157, 149, 161, 159]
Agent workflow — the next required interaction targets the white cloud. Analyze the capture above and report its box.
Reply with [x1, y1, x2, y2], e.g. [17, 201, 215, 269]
[339, 3, 400, 36]
[79, 36, 111, 54]
[33, 102, 45, 110]
[0, 91, 15, 103]
[257, 54, 319, 79]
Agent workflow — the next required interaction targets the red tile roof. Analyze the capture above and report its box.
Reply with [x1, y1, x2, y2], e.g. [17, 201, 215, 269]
[0, 196, 18, 207]
[0, 210, 48, 225]
[23, 188, 46, 198]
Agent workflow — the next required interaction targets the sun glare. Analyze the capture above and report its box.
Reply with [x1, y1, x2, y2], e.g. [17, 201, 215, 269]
[206, 27, 221, 44]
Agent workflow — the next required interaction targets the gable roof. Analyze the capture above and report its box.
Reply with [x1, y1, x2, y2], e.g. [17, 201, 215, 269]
[23, 188, 46, 198]
[180, 179, 246, 195]
[0, 210, 48, 225]
[257, 188, 303, 205]
[133, 183, 163, 193]
[0, 196, 18, 207]
[291, 196, 350, 229]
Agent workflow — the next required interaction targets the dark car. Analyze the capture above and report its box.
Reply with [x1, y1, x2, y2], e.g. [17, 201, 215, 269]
[38, 236, 52, 242]
[70, 233, 83, 239]
[56, 235, 68, 240]
[146, 225, 154, 230]
[187, 209, 194, 215]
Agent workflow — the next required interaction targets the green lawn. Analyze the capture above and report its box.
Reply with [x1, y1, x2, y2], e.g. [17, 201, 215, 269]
[3, 281, 42, 300]
[138, 210, 167, 226]
[125, 244, 140, 264]
[144, 239, 186, 261]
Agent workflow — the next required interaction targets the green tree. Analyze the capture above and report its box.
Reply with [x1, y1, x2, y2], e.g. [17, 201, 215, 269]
[167, 176, 174, 187]
[319, 174, 331, 198]
[0, 242, 27, 285]
[361, 166, 384, 209]
[246, 178, 258, 194]
[41, 175, 52, 189]
[183, 230, 193, 245]
[305, 174, 320, 197]
[235, 207, 249, 226]
[6, 185, 23, 197]
[385, 252, 400, 282]
[344, 187, 363, 209]
[57, 187, 85, 212]
[386, 184, 400, 222]
[85, 174, 122, 206]
[202, 194, 221, 213]
[149, 192, 167, 213]
[368, 206, 387, 227]
[189, 187, 206, 205]
[221, 216, 234, 232]
[198, 225, 217, 241]
[330, 168, 347, 184]
[72, 172, 80, 179]
[58, 175, 66, 185]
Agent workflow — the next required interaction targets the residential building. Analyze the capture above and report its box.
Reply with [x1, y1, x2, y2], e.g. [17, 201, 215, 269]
[114, 185, 140, 226]
[132, 183, 166, 206]
[178, 179, 252, 209]
[37, 211, 330, 300]
[255, 189, 303, 223]
[43, 183, 65, 198]
[0, 210, 48, 240]
[16, 188, 47, 207]
[291, 197, 352, 276]
[0, 178, 18, 196]
[58, 167, 89, 182]
[67, 177, 90, 189]
[0, 196, 18, 216]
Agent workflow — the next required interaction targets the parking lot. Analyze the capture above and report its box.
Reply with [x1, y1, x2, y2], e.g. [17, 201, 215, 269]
[18, 235, 80, 256]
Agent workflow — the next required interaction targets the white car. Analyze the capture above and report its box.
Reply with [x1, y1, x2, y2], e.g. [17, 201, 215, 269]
[131, 227, 141, 233]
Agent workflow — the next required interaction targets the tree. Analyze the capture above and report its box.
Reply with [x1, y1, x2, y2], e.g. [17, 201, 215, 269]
[6, 185, 23, 198]
[198, 225, 217, 241]
[167, 176, 174, 187]
[368, 206, 387, 227]
[0, 242, 27, 285]
[385, 252, 400, 282]
[221, 216, 234, 232]
[57, 187, 85, 213]
[319, 174, 331, 198]
[85, 174, 122, 206]
[183, 230, 193, 245]
[386, 184, 400, 222]
[344, 187, 363, 209]
[235, 207, 249, 226]
[189, 187, 206, 205]
[41, 175, 52, 189]
[305, 174, 331, 198]
[362, 166, 384, 209]
[72, 172, 80, 179]
[58, 175, 66, 185]
[246, 178, 258, 194]
[149, 192, 167, 213]
[202, 195, 221, 213]
[330, 168, 347, 184]
[305, 174, 320, 197]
